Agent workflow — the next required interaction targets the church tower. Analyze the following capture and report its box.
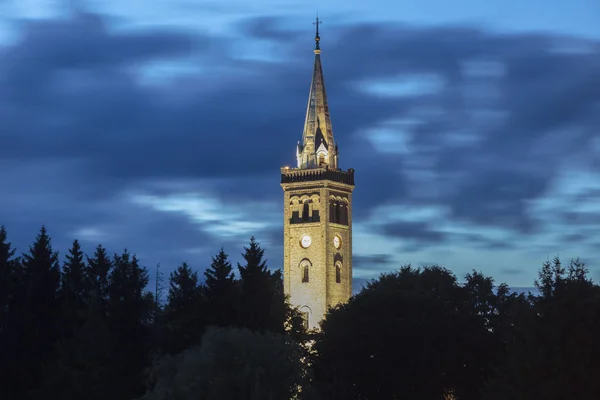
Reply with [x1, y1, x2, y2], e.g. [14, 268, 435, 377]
[281, 18, 355, 330]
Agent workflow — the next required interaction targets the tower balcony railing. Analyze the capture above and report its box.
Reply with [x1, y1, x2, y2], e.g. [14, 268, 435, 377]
[281, 166, 355, 185]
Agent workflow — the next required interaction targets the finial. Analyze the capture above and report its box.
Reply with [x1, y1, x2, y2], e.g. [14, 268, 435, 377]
[313, 15, 322, 54]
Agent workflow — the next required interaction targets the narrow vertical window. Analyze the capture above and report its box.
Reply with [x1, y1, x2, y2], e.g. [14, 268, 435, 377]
[332, 201, 339, 223]
[303, 201, 310, 221]
[329, 202, 335, 222]
[342, 204, 348, 225]
[301, 311, 309, 330]
[336, 262, 341, 284]
[302, 264, 309, 283]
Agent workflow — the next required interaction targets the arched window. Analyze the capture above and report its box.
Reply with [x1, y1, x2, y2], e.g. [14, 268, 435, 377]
[302, 201, 310, 222]
[302, 311, 309, 329]
[318, 154, 325, 166]
[335, 261, 342, 284]
[300, 259, 311, 283]
[299, 306, 311, 330]
[303, 264, 309, 283]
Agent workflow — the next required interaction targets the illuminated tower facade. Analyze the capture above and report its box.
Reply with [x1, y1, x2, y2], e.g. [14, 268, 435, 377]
[281, 19, 355, 330]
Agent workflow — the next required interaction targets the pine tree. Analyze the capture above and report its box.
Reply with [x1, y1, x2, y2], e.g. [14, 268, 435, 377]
[0, 225, 15, 335]
[9, 226, 62, 398]
[204, 248, 236, 327]
[238, 237, 269, 282]
[237, 237, 285, 333]
[106, 250, 153, 400]
[60, 239, 88, 333]
[0, 226, 17, 396]
[205, 248, 234, 291]
[61, 243, 114, 400]
[163, 262, 205, 354]
[87, 244, 111, 301]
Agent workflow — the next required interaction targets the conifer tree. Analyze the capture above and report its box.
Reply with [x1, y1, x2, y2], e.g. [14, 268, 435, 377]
[60, 239, 88, 332]
[106, 250, 153, 400]
[57, 243, 114, 400]
[0, 226, 17, 396]
[0, 225, 15, 336]
[204, 248, 236, 327]
[237, 237, 285, 333]
[10, 226, 62, 398]
[163, 262, 205, 354]
[87, 244, 111, 301]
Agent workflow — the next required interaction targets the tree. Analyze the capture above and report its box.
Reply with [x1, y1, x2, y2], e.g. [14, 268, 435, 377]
[203, 248, 236, 327]
[311, 265, 496, 400]
[87, 244, 111, 301]
[484, 257, 600, 400]
[0, 225, 15, 337]
[0, 226, 17, 396]
[41, 241, 117, 400]
[5, 226, 62, 398]
[106, 250, 154, 400]
[163, 262, 206, 354]
[143, 326, 305, 400]
[237, 237, 286, 333]
[59, 239, 88, 333]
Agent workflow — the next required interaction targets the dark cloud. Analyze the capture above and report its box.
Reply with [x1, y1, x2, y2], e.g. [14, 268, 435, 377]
[563, 233, 588, 243]
[1, 10, 599, 283]
[381, 221, 445, 243]
[353, 253, 394, 270]
[562, 211, 600, 227]
[500, 267, 524, 276]
[449, 232, 515, 250]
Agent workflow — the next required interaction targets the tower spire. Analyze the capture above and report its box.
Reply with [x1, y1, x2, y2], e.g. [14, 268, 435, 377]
[297, 17, 337, 170]
[313, 15, 321, 53]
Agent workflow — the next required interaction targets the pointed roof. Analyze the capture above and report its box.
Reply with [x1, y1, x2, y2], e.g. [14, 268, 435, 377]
[298, 17, 337, 169]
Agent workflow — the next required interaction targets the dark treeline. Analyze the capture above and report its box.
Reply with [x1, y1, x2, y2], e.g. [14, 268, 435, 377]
[1, 225, 600, 400]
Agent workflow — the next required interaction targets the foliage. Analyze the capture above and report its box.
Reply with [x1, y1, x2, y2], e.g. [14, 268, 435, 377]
[483, 257, 600, 400]
[162, 262, 206, 354]
[203, 248, 236, 327]
[143, 326, 305, 400]
[237, 237, 287, 333]
[2, 225, 600, 400]
[312, 265, 513, 400]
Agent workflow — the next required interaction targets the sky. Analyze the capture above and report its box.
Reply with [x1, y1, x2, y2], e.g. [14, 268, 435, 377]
[0, 0, 599, 292]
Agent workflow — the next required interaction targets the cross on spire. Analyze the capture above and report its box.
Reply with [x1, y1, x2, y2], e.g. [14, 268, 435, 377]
[297, 15, 336, 169]
[313, 15, 322, 52]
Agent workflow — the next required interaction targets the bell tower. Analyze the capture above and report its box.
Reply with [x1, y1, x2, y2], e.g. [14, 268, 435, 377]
[281, 18, 355, 330]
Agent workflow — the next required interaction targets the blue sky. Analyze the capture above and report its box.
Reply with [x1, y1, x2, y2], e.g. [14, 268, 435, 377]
[0, 0, 599, 291]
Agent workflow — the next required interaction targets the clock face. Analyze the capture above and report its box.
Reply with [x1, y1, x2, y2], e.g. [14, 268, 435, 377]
[300, 235, 312, 248]
[333, 235, 342, 249]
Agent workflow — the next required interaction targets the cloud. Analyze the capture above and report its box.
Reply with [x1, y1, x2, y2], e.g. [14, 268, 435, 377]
[500, 267, 524, 276]
[353, 253, 394, 270]
[0, 9, 599, 286]
[381, 221, 446, 242]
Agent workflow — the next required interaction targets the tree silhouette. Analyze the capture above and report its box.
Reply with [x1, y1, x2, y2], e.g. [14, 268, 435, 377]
[204, 247, 236, 327]
[163, 262, 206, 354]
[237, 237, 286, 334]
[485, 257, 600, 400]
[59, 240, 88, 333]
[7, 226, 62, 398]
[106, 250, 154, 400]
[311, 265, 502, 400]
[0, 226, 17, 397]
[143, 326, 305, 400]
[1, 224, 599, 399]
